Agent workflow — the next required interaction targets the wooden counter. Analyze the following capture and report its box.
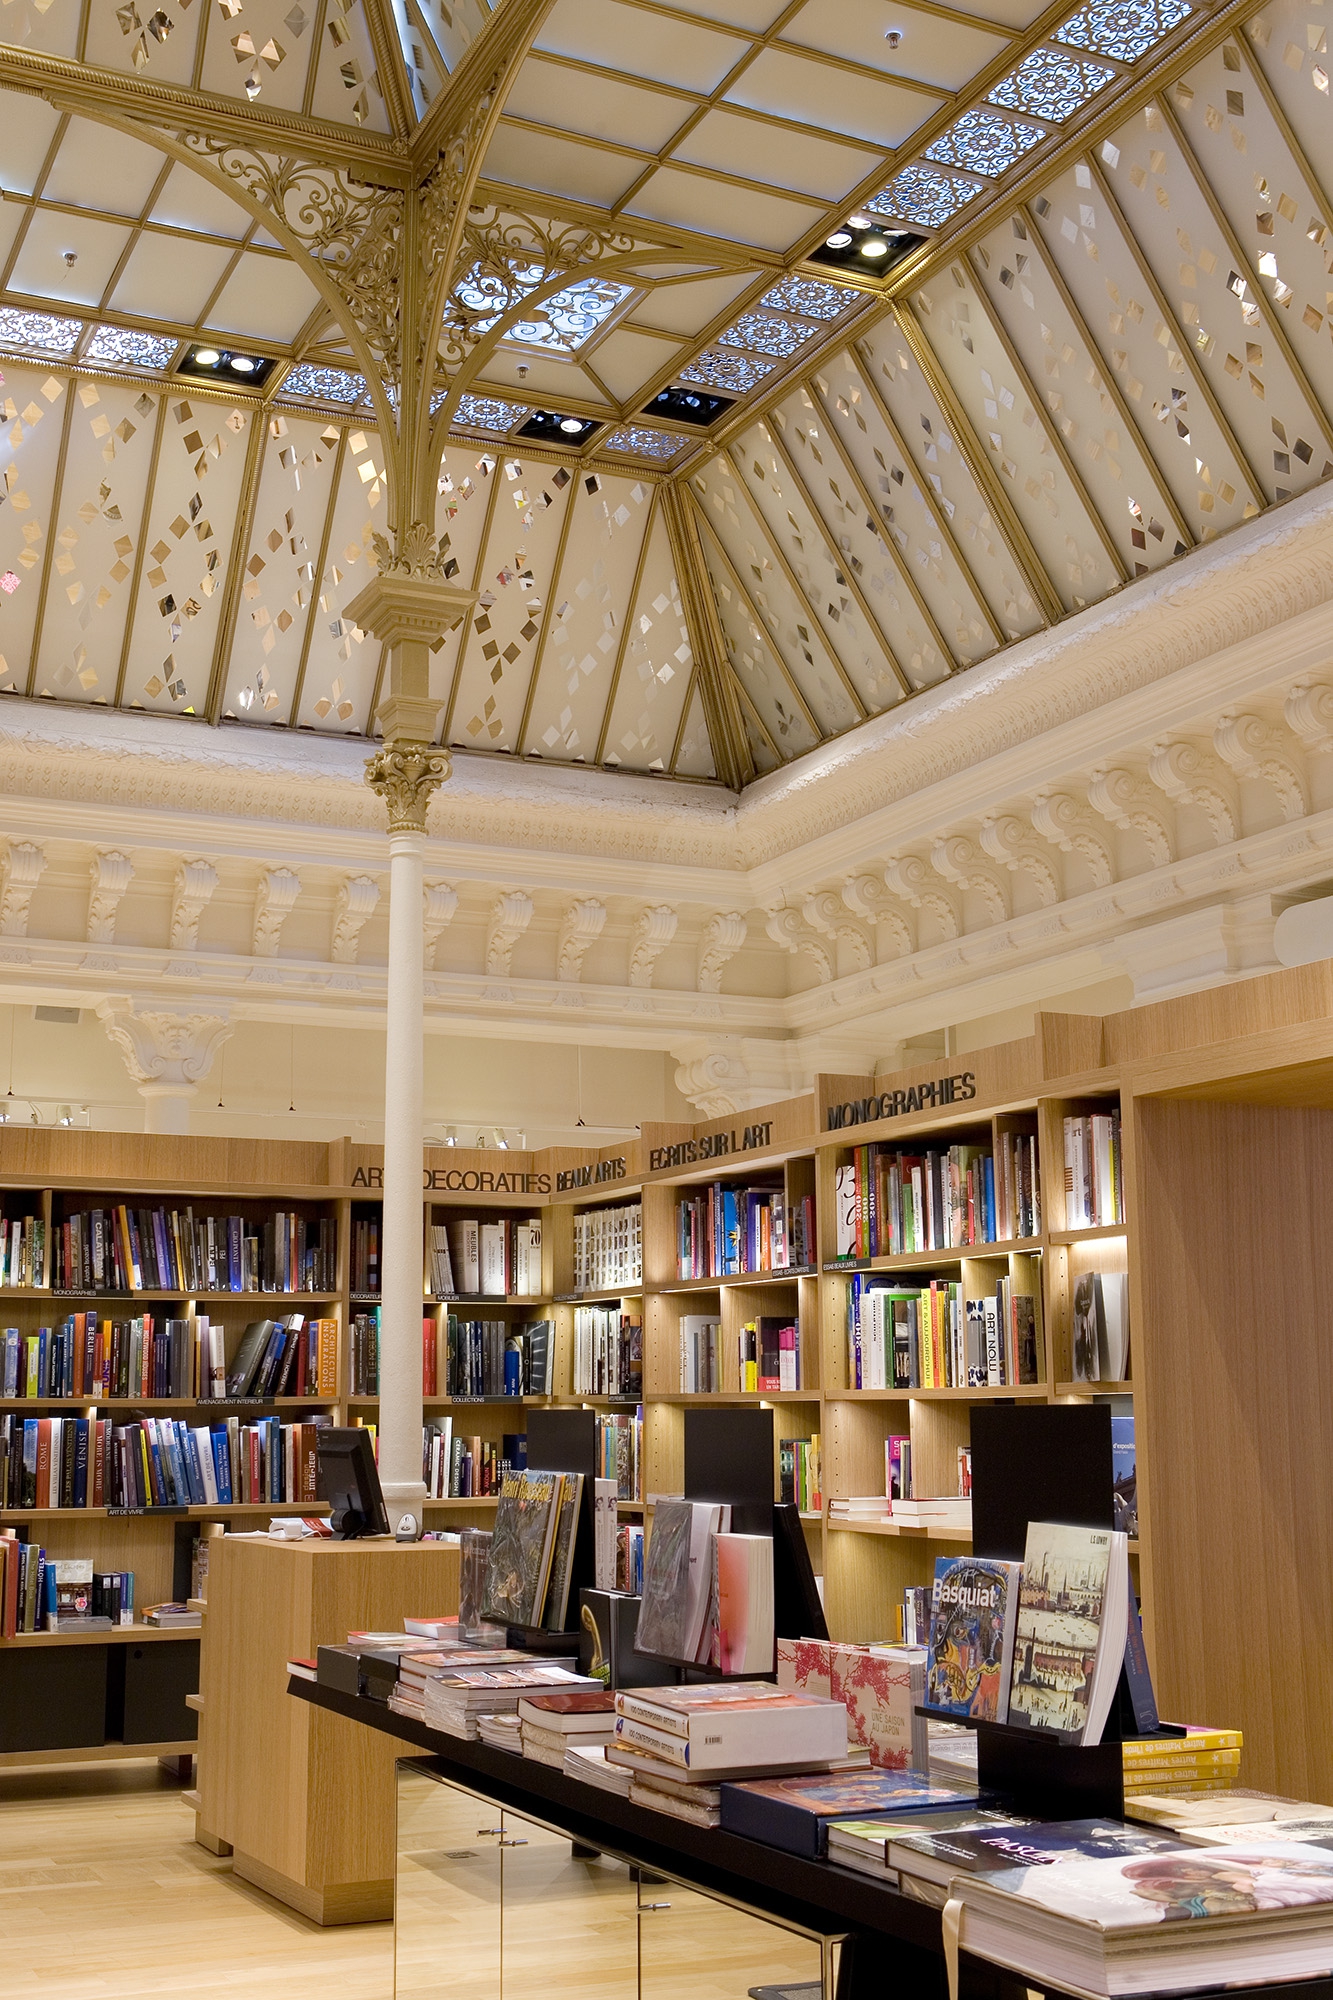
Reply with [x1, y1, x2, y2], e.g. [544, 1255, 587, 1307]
[195, 1535, 459, 1923]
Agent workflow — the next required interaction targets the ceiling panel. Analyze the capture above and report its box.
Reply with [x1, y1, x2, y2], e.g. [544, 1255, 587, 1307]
[148, 165, 254, 241]
[308, 0, 394, 131]
[1246, 0, 1333, 198]
[0, 0, 76, 57]
[205, 254, 322, 343]
[781, 0, 1012, 90]
[43, 122, 167, 220]
[672, 680, 717, 777]
[626, 272, 758, 334]
[9, 212, 134, 311]
[598, 502, 700, 769]
[0, 96, 61, 198]
[285, 427, 392, 733]
[28, 375, 159, 707]
[80, 0, 204, 86]
[109, 235, 238, 326]
[534, 0, 752, 90]
[625, 168, 826, 250]
[584, 327, 683, 402]
[670, 109, 883, 201]
[725, 47, 943, 146]
[482, 124, 647, 208]
[501, 59, 696, 152]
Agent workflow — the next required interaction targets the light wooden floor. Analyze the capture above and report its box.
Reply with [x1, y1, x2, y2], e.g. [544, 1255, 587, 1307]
[0, 1761, 393, 1999]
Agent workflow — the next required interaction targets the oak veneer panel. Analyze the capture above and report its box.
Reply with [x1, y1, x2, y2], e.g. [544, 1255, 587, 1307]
[1135, 1096, 1333, 1803]
[1104, 962, 1333, 1069]
[197, 1537, 459, 1921]
[0, 1128, 338, 1192]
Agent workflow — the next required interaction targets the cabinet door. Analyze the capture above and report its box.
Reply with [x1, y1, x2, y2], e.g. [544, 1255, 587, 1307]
[638, 1878, 833, 2000]
[396, 1764, 502, 2000]
[500, 1805, 638, 2000]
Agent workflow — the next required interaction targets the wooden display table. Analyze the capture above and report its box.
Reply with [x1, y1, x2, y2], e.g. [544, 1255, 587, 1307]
[195, 1534, 458, 1923]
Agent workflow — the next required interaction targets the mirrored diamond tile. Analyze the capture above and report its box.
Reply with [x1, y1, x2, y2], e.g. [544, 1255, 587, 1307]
[925, 106, 1048, 177]
[452, 394, 532, 433]
[717, 313, 816, 358]
[601, 427, 689, 460]
[758, 276, 859, 321]
[866, 165, 983, 228]
[989, 47, 1117, 122]
[1055, 0, 1190, 62]
[678, 349, 775, 392]
[0, 308, 81, 355]
[87, 325, 178, 368]
[280, 363, 368, 403]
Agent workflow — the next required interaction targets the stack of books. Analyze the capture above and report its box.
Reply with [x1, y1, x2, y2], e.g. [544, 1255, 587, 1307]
[829, 1496, 891, 1527]
[778, 1636, 929, 1770]
[518, 1689, 617, 1769]
[1121, 1729, 1243, 1799]
[721, 1767, 977, 1858]
[477, 1712, 522, 1752]
[388, 1646, 536, 1723]
[891, 1496, 972, 1532]
[608, 1682, 850, 1825]
[829, 1807, 1028, 1879]
[564, 1742, 632, 1796]
[422, 1664, 598, 1739]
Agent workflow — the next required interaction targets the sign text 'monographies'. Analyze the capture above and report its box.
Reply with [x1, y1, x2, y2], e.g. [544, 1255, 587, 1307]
[351, 1166, 552, 1194]
[648, 1121, 773, 1174]
[826, 1074, 977, 1130]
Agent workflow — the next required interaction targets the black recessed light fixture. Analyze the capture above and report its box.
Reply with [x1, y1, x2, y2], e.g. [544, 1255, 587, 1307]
[515, 408, 600, 444]
[640, 385, 733, 428]
[810, 214, 923, 277]
[178, 343, 276, 386]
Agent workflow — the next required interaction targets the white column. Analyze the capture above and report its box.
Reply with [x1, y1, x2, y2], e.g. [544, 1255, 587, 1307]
[378, 828, 427, 1530]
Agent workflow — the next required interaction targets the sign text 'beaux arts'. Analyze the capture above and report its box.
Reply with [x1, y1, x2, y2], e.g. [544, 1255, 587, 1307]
[825, 1074, 977, 1130]
[648, 1122, 773, 1173]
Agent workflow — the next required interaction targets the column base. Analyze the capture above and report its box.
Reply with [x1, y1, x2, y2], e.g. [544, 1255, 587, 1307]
[381, 1479, 428, 1539]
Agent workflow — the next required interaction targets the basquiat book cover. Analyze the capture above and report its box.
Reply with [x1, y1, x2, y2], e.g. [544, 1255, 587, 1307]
[926, 1556, 1023, 1723]
[480, 1470, 561, 1628]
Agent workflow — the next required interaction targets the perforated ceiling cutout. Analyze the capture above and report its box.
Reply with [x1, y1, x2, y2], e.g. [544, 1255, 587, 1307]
[852, 321, 1045, 642]
[912, 259, 1122, 611]
[672, 681, 717, 781]
[1100, 98, 1333, 505]
[690, 457, 859, 742]
[804, 360, 1003, 667]
[0, 362, 77, 695]
[576, 500, 697, 772]
[1242, 0, 1333, 193]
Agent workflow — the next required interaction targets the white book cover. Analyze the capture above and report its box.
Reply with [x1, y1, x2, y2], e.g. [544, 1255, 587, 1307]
[526, 1218, 541, 1296]
[192, 1429, 219, 1504]
[480, 1223, 507, 1297]
[454, 1220, 480, 1295]
[835, 1164, 857, 1256]
[593, 1476, 618, 1591]
[983, 1297, 1001, 1388]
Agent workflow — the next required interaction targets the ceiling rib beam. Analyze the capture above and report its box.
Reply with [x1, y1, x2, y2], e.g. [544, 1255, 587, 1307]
[360, 0, 415, 143]
[667, 660, 698, 774]
[22, 385, 78, 700]
[761, 403, 955, 679]
[1158, 93, 1333, 463]
[686, 483, 824, 746]
[1014, 199, 1196, 555]
[660, 479, 755, 790]
[0, 114, 69, 297]
[888, 303, 1064, 625]
[961, 250, 1131, 586]
[300, 0, 333, 116]
[593, 483, 661, 766]
[204, 404, 269, 722]
[722, 438, 881, 709]
[513, 469, 582, 756]
[113, 396, 169, 709]
[286, 425, 349, 727]
[817, 356, 1004, 649]
[1086, 154, 1267, 511]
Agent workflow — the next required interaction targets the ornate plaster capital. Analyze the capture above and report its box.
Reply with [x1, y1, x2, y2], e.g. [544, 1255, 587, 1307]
[365, 740, 452, 835]
[343, 557, 474, 652]
[96, 995, 232, 1089]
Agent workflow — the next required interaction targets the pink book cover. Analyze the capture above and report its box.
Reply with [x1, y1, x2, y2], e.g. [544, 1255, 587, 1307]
[831, 1645, 914, 1770]
[777, 1637, 832, 1700]
[715, 1537, 771, 1674]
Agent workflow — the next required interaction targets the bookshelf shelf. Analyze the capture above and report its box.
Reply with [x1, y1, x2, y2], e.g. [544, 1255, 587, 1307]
[1047, 1225, 1127, 1246]
[0, 1502, 328, 1521]
[0, 1737, 195, 1769]
[0, 1620, 198, 1647]
[0, 1397, 338, 1412]
[651, 1390, 820, 1406]
[1054, 1380, 1133, 1396]
[427, 1294, 550, 1308]
[420, 1495, 499, 1510]
[827, 1519, 973, 1542]
[824, 1384, 1049, 1402]
[823, 1237, 1044, 1276]
[41, 1292, 342, 1305]
[658, 1268, 814, 1293]
[554, 1290, 644, 1305]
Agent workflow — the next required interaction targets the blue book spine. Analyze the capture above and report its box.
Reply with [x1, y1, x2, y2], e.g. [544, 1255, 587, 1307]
[184, 1428, 207, 1505]
[983, 1156, 996, 1242]
[210, 1427, 233, 1505]
[146, 1426, 169, 1506]
[37, 1326, 49, 1399]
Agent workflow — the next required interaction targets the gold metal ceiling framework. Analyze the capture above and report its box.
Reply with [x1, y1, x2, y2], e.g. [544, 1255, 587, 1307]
[0, 0, 1328, 785]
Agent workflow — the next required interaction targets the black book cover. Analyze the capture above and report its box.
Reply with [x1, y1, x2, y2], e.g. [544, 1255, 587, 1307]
[227, 1320, 276, 1397]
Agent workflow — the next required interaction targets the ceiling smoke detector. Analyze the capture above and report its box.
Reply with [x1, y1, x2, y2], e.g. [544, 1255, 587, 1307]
[884, 26, 904, 46]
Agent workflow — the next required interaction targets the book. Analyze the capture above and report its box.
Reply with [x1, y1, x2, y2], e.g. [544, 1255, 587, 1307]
[720, 1767, 977, 1858]
[517, 1689, 617, 1732]
[1007, 1521, 1129, 1746]
[830, 1808, 1030, 1880]
[712, 1532, 774, 1675]
[635, 1498, 725, 1665]
[629, 1777, 721, 1827]
[564, 1743, 631, 1795]
[613, 1685, 845, 1772]
[892, 1817, 1187, 1890]
[1112, 1414, 1137, 1538]
[542, 1471, 584, 1633]
[926, 1556, 1023, 1724]
[480, 1471, 563, 1630]
[951, 1840, 1333, 1997]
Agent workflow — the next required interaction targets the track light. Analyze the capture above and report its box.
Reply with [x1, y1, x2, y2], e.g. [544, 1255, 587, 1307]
[494, 1128, 508, 1149]
[445, 1126, 457, 1147]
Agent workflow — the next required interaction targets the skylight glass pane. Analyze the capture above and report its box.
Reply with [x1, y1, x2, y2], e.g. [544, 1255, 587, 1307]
[280, 364, 368, 403]
[988, 48, 1117, 123]
[454, 264, 632, 351]
[1056, 0, 1191, 63]
[0, 309, 81, 356]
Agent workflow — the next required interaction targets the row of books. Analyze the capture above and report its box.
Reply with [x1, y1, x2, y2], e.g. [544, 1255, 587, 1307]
[834, 1133, 1040, 1261]
[779, 1433, 821, 1512]
[480, 1468, 586, 1632]
[846, 1274, 1040, 1390]
[0, 1411, 330, 1509]
[422, 1420, 523, 1498]
[423, 1316, 554, 1400]
[596, 1406, 641, 1501]
[0, 1214, 44, 1288]
[428, 1218, 544, 1299]
[635, 1497, 774, 1672]
[0, 1542, 135, 1635]
[572, 1203, 641, 1293]
[678, 1313, 802, 1392]
[0, 1313, 338, 1402]
[48, 1206, 337, 1295]
[572, 1307, 642, 1398]
[675, 1184, 815, 1280]
[1071, 1270, 1130, 1383]
[1064, 1109, 1123, 1228]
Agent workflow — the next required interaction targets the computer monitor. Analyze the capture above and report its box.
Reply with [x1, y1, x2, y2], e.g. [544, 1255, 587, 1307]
[317, 1428, 390, 1539]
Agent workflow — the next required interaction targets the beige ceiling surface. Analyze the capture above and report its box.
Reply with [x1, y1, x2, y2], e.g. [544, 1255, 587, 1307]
[0, 0, 1328, 786]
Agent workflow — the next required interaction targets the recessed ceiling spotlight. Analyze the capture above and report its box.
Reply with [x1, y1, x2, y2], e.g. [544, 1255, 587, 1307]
[848, 213, 873, 229]
[826, 230, 854, 248]
[559, 416, 583, 433]
[194, 347, 220, 365]
[179, 344, 275, 385]
[861, 235, 890, 258]
[884, 26, 904, 45]
[229, 355, 256, 372]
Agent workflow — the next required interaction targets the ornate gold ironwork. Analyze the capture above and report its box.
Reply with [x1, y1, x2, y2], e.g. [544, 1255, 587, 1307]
[364, 740, 452, 834]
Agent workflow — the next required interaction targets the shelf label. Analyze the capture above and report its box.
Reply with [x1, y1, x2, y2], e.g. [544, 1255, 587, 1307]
[556, 1156, 627, 1192]
[826, 1074, 976, 1130]
[106, 1505, 189, 1516]
[648, 1123, 772, 1172]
